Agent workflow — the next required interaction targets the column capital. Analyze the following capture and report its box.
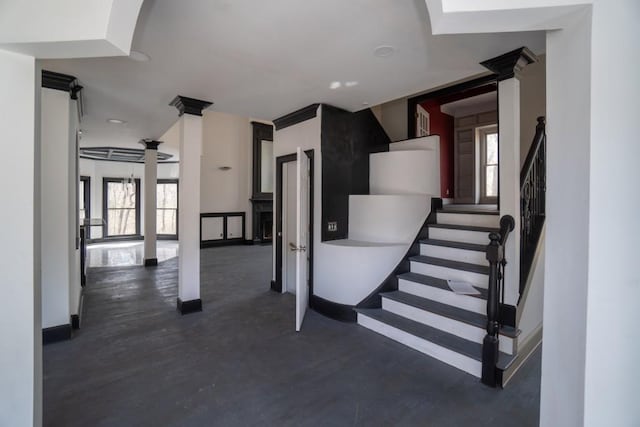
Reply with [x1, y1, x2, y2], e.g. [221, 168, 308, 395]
[139, 139, 163, 150]
[169, 95, 213, 117]
[480, 47, 537, 81]
[42, 70, 83, 98]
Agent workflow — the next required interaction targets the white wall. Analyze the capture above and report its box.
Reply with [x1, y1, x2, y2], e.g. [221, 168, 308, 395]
[520, 54, 546, 166]
[0, 48, 41, 427]
[79, 159, 179, 239]
[378, 97, 408, 142]
[40, 88, 73, 328]
[517, 228, 545, 346]
[583, 2, 640, 426]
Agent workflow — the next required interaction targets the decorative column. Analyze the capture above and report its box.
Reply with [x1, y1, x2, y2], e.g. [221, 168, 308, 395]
[480, 47, 537, 305]
[169, 96, 212, 314]
[140, 139, 162, 267]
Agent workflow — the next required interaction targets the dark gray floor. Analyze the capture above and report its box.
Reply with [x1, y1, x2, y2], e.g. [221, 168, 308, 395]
[44, 245, 541, 427]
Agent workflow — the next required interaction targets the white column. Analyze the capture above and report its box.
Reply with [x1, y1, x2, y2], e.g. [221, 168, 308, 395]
[481, 48, 537, 306]
[497, 78, 521, 305]
[141, 140, 161, 266]
[170, 96, 212, 314]
[0, 48, 42, 427]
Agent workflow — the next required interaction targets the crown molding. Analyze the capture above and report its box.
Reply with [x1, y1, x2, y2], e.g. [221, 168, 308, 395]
[480, 47, 538, 81]
[273, 104, 320, 131]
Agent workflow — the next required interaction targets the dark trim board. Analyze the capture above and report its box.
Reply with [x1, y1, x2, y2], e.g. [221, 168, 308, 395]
[89, 235, 144, 244]
[177, 298, 202, 315]
[270, 280, 280, 292]
[273, 104, 319, 131]
[310, 295, 356, 323]
[42, 70, 80, 94]
[43, 324, 72, 344]
[71, 315, 80, 330]
[480, 47, 538, 81]
[80, 175, 91, 239]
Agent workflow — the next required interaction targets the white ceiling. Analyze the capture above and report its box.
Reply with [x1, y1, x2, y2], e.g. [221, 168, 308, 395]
[41, 0, 545, 153]
[440, 91, 497, 117]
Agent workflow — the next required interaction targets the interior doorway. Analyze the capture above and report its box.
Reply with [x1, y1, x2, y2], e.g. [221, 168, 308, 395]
[275, 150, 315, 330]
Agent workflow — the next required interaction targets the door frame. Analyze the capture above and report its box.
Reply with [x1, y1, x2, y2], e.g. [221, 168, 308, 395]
[274, 150, 314, 297]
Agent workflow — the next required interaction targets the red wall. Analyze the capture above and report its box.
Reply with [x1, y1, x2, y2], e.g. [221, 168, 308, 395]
[420, 100, 455, 199]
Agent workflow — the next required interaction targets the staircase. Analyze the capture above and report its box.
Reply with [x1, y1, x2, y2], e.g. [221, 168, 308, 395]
[356, 207, 519, 379]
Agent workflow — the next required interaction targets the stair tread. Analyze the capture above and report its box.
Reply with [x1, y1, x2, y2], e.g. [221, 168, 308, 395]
[428, 223, 499, 233]
[438, 209, 499, 216]
[409, 255, 490, 275]
[397, 272, 488, 299]
[356, 308, 483, 360]
[382, 291, 519, 338]
[420, 238, 487, 252]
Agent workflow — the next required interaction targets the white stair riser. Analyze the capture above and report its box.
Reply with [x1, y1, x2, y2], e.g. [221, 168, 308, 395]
[382, 298, 516, 355]
[428, 227, 492, 245]
[420, 244, 488, 265]
[437, 213, 499, 228]
[357, 313, 481, 377]
[410, 261, 488, 288]
[398, 278, 486, 315]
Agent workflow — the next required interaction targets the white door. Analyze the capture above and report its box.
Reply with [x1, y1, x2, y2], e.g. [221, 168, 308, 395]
[295, 147, 309, 332]
[283, 161, 298, 294]
[416, 104, 430, 137]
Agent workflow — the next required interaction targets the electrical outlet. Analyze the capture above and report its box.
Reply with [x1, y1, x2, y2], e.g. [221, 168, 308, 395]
[328, 221, 337, 232]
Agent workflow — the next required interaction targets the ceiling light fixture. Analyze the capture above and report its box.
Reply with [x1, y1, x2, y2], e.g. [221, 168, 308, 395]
[374, 45, 396, 58]
[329, 81, 342, 90]
[345, 81, 359, 88]
[107, 118, 127, 124]
[129, 50, 151, 62]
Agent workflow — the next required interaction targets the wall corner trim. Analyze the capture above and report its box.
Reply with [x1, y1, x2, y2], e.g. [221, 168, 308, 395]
[273, 104, 320, 131]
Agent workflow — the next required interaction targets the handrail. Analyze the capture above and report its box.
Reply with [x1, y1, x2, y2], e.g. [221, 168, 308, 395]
[520, 116, 546, 294]
[520, 117, 546, 189]
[481, 215, 515, 387]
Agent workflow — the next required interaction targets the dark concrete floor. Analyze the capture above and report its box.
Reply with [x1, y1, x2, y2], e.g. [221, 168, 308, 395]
[44, 245, 541, 427]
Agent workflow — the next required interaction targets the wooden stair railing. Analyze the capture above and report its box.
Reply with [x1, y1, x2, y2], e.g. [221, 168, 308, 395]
[481, 215, 515, 387]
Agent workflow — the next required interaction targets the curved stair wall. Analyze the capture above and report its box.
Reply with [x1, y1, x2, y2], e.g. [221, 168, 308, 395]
[314, 136, 440, 307]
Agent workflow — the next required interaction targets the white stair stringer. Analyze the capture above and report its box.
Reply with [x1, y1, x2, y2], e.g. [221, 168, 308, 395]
[357, 311, 482, 378]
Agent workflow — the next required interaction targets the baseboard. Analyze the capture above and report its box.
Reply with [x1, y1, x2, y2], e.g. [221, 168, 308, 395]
[177, 298, 202, 315]
[270, 280, 281, 292]
[43, 324, 72, 344]
[71, 291, 84, 330]
[310, 295, 356, 322]
[144, 258, 158, 267]
[244, 239, 254, 245]
[499, 325, 542, 387]
[71, 314, 80, 329]
[500, 303, 517, 328]
[442, 198, 454, 205]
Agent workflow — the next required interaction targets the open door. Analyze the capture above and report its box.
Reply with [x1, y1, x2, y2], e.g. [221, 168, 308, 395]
[295, 147, 309, 331]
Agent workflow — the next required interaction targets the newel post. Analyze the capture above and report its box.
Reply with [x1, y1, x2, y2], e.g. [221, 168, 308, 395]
[482, 232, 503, 387]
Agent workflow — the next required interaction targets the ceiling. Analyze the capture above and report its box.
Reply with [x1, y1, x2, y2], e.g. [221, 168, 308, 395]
[440, 92, 497, 117]
[41, 0, 545, 154]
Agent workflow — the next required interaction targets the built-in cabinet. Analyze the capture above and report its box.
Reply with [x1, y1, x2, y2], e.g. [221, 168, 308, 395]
[200, 212, 245, 247]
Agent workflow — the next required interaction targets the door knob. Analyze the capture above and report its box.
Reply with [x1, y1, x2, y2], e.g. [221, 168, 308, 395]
[289, 242, 306, 252]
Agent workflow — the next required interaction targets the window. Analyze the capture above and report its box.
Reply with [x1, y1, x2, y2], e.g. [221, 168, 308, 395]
[157, 180, 178, 238]
[103, 178, 140, 237]
[79, 176, 90, 238]
[479, 126, 498, 203]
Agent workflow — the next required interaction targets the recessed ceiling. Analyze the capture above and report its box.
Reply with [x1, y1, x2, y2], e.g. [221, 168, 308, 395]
[41, 0, 545, 152]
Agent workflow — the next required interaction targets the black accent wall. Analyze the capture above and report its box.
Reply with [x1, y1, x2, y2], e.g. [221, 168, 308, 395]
[321, 105, 390, 241]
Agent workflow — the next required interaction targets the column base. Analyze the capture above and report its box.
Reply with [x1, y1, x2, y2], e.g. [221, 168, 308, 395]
[43, 324, 72, 344]
[144, 258, 158, 267]
[177, 298, 202, 315]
